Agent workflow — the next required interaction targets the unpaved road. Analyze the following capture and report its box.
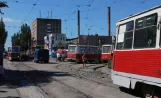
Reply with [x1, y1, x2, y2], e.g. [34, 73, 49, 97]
[1, 59, 141, 98]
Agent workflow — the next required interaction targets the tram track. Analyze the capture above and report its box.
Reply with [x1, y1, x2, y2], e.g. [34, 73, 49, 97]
[11, 61, 93, 98]
[7, 61, 50, 98]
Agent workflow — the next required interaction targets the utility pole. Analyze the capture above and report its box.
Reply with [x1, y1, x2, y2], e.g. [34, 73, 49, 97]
[48, 11, 49, 19]
[108, 7, 111, 36]
[78, 10, 80, 45]
[51, 11, 52, 18]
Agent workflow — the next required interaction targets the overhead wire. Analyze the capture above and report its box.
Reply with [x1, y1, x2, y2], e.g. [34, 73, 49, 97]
[6, 0, 152, 37]
[23, 0, 40, 22]
[8, 0, 60, 7]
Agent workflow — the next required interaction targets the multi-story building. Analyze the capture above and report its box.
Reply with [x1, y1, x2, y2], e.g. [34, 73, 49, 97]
[31, 18, 61, 47]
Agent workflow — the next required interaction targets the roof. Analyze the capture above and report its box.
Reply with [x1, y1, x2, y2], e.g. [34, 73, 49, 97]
[32, 18, 61, 24]
[68, 44, 100, 47]
[66, 37, 78, 41]
[119, 5, 161, 22]
[36, 18, 61, 21]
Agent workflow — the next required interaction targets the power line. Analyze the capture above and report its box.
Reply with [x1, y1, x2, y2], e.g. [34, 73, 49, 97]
[23, 0, 40, 22]
[8, 0, 60, 7]
[86, 0, 95, 19]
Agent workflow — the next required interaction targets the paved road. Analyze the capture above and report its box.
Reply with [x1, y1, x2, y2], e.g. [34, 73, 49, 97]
[0, 59, 20, 98]
[1, 59, 141, 98]
[24, 60, 141, 98]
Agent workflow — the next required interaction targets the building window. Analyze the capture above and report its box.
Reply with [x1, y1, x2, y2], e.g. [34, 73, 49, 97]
[134, 14, 157, 49]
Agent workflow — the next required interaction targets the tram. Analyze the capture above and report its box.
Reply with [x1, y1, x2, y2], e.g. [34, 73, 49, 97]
[8, 46, 20, 61]
[112, 5, 161, 97]
[101, 44, 113, 62]
[67, 45, 101, 63]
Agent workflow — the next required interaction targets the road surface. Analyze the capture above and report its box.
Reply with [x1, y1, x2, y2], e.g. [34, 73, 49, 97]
[0, 59, 141, 98]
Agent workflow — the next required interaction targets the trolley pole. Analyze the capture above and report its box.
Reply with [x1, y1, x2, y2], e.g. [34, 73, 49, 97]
[108, 7, 111, 36]
[78, 10, 80, 45]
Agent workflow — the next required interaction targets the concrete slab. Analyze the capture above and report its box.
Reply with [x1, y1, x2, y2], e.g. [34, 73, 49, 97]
[0, 87, 20, 98]
[101, 66, 111, 75]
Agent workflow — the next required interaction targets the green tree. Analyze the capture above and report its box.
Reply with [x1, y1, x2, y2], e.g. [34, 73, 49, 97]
[0, 1, 8, 67]
[11, 32, 20, 46]
[21, 23, 31, 51]
[54, 42, 64, 51]
[0, 1, 8, 14]
[0, 17, 8, 44]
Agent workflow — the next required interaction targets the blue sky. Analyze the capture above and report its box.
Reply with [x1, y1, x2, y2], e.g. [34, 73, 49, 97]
[1, 0, 161, 48]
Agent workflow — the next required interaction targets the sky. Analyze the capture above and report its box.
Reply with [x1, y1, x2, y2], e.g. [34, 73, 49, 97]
[1, 0, 161, 48]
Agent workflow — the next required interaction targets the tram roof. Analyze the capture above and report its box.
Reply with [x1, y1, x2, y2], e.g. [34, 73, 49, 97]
[119, 5, 161, 22]
[68, 44, 100, 47]
[8, 46, 20, 48]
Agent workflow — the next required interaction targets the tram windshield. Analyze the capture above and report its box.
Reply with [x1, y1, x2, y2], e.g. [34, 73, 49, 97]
[102, 46, 112, 53]
[68, 46, 76, 53]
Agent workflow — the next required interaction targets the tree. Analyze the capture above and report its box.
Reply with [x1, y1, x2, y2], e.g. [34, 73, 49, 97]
[0, 1, 8, 69]
[11, 32, 20, 46]
[11, 23, 31, 52]
[0, 1, 8, 14]
[21, 23, 31, 51]
[0, 17, 7, 44]
[54, 42, 64, 51]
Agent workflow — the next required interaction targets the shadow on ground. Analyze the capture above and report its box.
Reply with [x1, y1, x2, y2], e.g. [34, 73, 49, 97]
[93, 65, 105, 71]
[0, 69, 71, 88]
[38, 62, 58, 64]
[119, 87, 142, 97]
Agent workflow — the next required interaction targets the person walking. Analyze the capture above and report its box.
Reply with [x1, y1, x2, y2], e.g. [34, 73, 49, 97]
[56, 52, 61, 62]
[61, 52, 65, 62]
[82, 53, 87, 68]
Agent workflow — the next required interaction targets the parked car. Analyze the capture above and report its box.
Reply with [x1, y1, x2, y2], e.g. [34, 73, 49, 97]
[34, 49, 49, 63]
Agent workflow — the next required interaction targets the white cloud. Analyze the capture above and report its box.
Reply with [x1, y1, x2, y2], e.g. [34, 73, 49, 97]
[3, 18, 21, 22]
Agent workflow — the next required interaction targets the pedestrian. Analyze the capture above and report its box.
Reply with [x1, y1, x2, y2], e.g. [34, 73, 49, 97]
[61, 52, 65, 62]
[56, 52, 60, 62]
[82, 53, 87, 68]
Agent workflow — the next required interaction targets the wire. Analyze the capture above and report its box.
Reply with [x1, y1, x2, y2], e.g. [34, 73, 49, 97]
[8, 0, 60, 7]
[86, 0, 95, 19]
[23, 0, 40, 22]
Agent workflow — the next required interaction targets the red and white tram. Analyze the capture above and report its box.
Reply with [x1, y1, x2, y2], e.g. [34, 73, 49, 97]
[8, 46, 20, 61]
[67, 45, 101, 63]
[112, 5, 161, 97]
[101, 44, 113, 62]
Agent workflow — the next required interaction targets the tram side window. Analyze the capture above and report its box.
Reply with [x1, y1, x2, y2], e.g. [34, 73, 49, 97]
[134, 14, 157, 49]
[80, 46, 85, 53]
[124, 21, 134, 49]
[68, 46, 76, 53]
[116, 21, 134, 49]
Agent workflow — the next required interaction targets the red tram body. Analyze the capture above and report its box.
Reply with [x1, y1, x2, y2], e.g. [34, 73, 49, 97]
[8, 46, 20, 61]
[67, 45, 101, 63]
[112, 5, 161, 97]
[101, 45, 113, 62]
